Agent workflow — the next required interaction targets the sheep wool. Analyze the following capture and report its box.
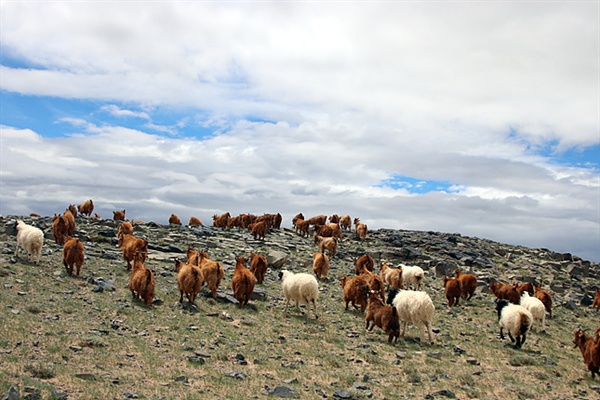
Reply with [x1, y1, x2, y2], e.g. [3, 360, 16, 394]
[14, 220, 44, 265]
[279, 270, 319, 319]
[519, 292, 546, 331]
[495, 300, 532, 349]
[391, 289, 435, 344]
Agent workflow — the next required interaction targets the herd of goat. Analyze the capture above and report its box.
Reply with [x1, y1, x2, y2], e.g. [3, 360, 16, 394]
[10, 198, 600, 380]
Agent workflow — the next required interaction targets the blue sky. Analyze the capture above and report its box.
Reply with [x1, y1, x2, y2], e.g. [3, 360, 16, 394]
[1, 2, 599, 262]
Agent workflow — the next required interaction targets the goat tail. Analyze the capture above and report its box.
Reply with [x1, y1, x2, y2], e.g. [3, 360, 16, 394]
[145, 269, 153, 285]
[519, 312, 531, 336]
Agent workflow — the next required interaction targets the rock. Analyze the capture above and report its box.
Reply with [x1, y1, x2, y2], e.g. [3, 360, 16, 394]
[1, 386, 19, 400]
[88, 277, 116, 292]
[333, 389, 353, 399]
[225, 371, 245, 380]
[430, 389, 456, 398]
[75, 373, 96, 381]
[50, 390, 68, 400]
[267, 251, 288, 269]
[268, 386, 299, 398]
[187, 356, 205, 365]
[564, 300, 579, 310]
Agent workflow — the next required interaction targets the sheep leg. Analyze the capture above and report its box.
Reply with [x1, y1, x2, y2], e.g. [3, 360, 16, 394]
[311, 300, 318, 319]
[295, 300, 304, 315]
[401, 321, 407, 337]
[499, 327, 505, 340]
[508, 332, 515, 343]
[284, 299, 290, 313]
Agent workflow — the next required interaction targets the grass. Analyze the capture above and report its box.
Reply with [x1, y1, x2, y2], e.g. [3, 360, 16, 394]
[0, 216, 599, 399]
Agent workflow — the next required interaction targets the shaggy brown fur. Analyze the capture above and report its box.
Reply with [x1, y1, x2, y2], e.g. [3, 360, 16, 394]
[340, 275, 370, 313]
[365, 290, 400, 343]
[490, 281, 520, 304]
[249, 252, 268, 284]
[231, 256, 256, 308]
[592, 289, 600, 311]
[78, 199, 94, 217]
[129, 252, 155, 308]
[534, 284, 553, 318]
[354, 254, 375, 275]
[249, 221, 267, 240]
[168, 213, 182, 225]
[198, 251, 225, 299]
[443, 276, 462, 307]
[380, 263, 403, 290]
[113, 210, 126, 221]
[573, 329, 600, 378]
[188, 216, 203, 226]
[174, 260, 203, 305]
[52, 214, 69, 245]
[62, 236, 84, 276]
[454, 269, 478, 300]
[118, 233, 148, 270]
[312, 251, 330, 280]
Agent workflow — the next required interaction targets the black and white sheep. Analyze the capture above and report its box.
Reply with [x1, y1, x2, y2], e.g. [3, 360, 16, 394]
[388, 288, 435, 344]
[278, 270, 319, 319]
[495, 299, 533, 349]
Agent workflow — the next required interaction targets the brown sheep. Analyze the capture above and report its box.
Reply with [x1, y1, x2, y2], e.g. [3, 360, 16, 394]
[231, 256, 256, 308]
[174, 260, 203, 305]
[339, 215, 352, 231]
[592, 289, 600, 311]
[113, 210, 126, 221]
[52, 214, 69, 245]
[68, 204, 78, 218]
[312, 251, 330, 280]
[188, 216, 203, 226]
[354, 217, 368, 241]
[118, 233, 148, 270]
[380, 262, 403, 290]
[354, 254, 374, 275]
[534, 284, 553, 318]
[198, 251, 225, 299]
[249, 221, 267, 240]
[78, 199, 94, 217]
[340, 275, 370, 313]
[62, 236, 84, 276]
[489, 281, 520, 304]
[249, 252, 268, 284]
[168, 213, 182, 225]
[212, 212, 231, 228]
[315, 235, 338, 258]
[454, 269, 478, 300]
[295, 219, 311, 237]
[117, 221, 134, 237]
[443, 276, 462, 307]
[573, 329, 600, 378]
[63, 208, 76, 236]
[365, 290, 400, 343]
[515, 282, 534, 296]
[129, 252, 155, 308]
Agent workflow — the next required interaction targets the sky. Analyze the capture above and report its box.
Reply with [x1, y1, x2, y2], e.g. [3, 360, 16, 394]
[1, 1, 599, 262]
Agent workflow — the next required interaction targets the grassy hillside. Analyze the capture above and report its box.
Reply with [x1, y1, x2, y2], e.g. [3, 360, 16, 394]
[0, 215, 598, 400]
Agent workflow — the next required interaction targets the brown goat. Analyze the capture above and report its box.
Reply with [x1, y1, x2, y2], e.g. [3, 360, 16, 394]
[249, 252, 268, 284]
[354, 218, 368, 241]
[315, 235, 338, 257]
[534, 284, 553, 318]
[62, 236, 84, 276]
[592, 289, 600, 311]
[295, 220, 311, 237]
[306, 215, 327, 226]
[168, 213, 182, 225]
[113, 210, 126, 221]
[198, 251, 225, 299]
[339, 215, 352, 231]
[174, 260, 203, 305]
[365, 290, 400, 343]
[188, 216, 203, 226]
[340, 275, 370, 313]
[249, 221, 267, 240]
[515, 282, 534, 296]
[443, 276, 462, 307]
[186, 246, 200, 266]
[380, 262, 403, 290]
[212, 212, 231, 228]
[573, 329, 600, 378]
[117, 221, 134, 237]
[312, 251, 330, 280]
[231, 256, 256, 308]
[354, 254, 375, 275]
[78, 199, 94, 217]
[91, 213, 101, 220]
[329, 214, 340, 224]
[68, 204, 78, 218]
[454, 269, 477, 300]
[129, 252, 155, 308]
[359, 266, 386, 300]
[489, 281, 520, 304]
[118, 233, 148, 270]
[292, 213, 304, 229]
[63, 208, 76, 236]
[52, 214, 69, 245]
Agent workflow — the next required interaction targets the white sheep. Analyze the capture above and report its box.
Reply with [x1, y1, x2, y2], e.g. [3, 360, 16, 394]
[495, 299, 533, 349]
[278, 270, 319, 319]
[400, 264, 425, 290]
[519, 292, 546, 332]
[389, 289, 435, 344]
[14, 219, 44, 265]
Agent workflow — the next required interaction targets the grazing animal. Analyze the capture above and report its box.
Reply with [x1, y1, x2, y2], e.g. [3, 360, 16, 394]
[306, 215, 327, 226]
[515, 282, 534, 296]
[117, 221, 134, 237]
[489, 281, 520, 304]
[62, 236, 84, 276]
[354, 217, 368, 240]
[186, 246, 200, 266]
[573, 329, 600, 379]
[249, 221, 267, 240]
[113, 210, 126, 221]
[312, 251, 330, 280]
[520, 292, 546, 331]
[231, 256, 256, 308]
[68, 204, 78, 218]
[454, 269, 477, 300]
[212, 212, 231, 228]
[292, 213, 304, 229]
[188, 216, 203, 226]
[118, 233, 148, 270]
[168, 213, 182, 225]
[340, 275, 370, 313]
[380, 263, 403, 290]
[365, 290, 400, 343]
[63, 208, 76, 236]
[52, 214, 70, 245]
[339, 215, 352, 231]
[534, 284, 553, 319]
[443, 276, 462, 307]
[329, 214, 340, 224]
[354, 254, 374, 275]
[14, 220, 44, 264]
[592, 289, 600, 311]
[249, 252, 268, 284]
[197, 251, 225, 299]
[389, 289, 436, 345]
[174, 260, 203, 306]
[78, 199, 94, 217]
[315, 235, 337, 257]
[495, 300, 532, 349]
[279, 270, 319, 319]
[129, 252, 155, 308]
[91, 213, 101, 220]
[401, 264, 425, 291]
[358, 266, 386, 300]
[295, 220, 311, 237]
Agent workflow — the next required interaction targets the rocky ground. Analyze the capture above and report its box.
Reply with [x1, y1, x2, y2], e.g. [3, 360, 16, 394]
[0, 214, 599, 400]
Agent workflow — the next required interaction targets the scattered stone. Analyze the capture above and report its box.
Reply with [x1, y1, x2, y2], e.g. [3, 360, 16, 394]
[1, 386, 19, 400]
[174, 376, 188, 383]
[332, 389, 353, 399]
[225, 371, 246, 380]
[453, 345, 466, 354]
[187, 356, 205, 365]
[466, 358, 479, 365]
[50, 390, 68, 400]
[75, 373, 96, 381]
[268, 386, 299, 398]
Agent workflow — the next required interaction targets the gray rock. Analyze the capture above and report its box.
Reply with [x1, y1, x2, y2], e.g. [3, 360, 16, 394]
[50, 390, 68, 400]
[268, 386, 299, 398]
[333, 389, 353, 399]
[267, 250, 288, 269]
[1, 386, 19, 400]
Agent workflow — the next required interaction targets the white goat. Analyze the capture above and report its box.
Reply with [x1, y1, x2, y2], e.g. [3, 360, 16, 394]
[400, 264, 425, 290]
[519, 292, 546, 332]
[14, 220, 44, 264]
[389, 289, 435, 344]
[279, 270, 319, 319]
